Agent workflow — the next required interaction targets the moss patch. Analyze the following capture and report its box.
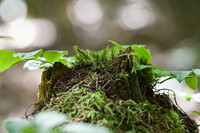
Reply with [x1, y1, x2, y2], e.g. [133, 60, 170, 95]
[42, 88, 189, 133]
[34, 46, 198, 133]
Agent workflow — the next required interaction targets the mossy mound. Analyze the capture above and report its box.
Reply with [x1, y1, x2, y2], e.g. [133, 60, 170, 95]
[42, 88, 188, 133]
[34, 46, 198, 133]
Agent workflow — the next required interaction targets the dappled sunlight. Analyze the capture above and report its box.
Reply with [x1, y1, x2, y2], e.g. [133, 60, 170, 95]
[32, 19, 57, 48]
[117, 0, 155, 30]
[0, 0, 27, 22]
[7, 19, 37, 48]
[0, 18, 57, 49]
[67, 0, 103, 31]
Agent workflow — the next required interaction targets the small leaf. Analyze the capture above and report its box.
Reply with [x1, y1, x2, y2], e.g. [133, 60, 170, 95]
[108, 40, 126, 50]
[13, 49, 43, 60]
[153, 66, 165, 71]
[131, 45, 152, 64]
[171, 71, 192, 83]
[39, 63, 53, 68]
[23, 60, 52, 70]
[133, 64, 153, 71]
[43, 50, 68, 63]
[57, 56, 71, 66]
[0, 35, 14, 40]
[58, 59, 68, 66]
[193, 69, 200, 76]
[62, 123, 111, 133]
[185, 77, 198, 90]
[5, 120, 31, 133]
[36, 57, 47, 62]
[192, 111, 200, 116]
[154, 70, 171, 77]
[34, 111, 67, 131]
[0, 50, 21, 73]
[185, 93, 193, 101]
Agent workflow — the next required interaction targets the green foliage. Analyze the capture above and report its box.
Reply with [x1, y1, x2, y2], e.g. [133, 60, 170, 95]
[185, 93, 193, 101]
[108, 40, 126, 50]
[1, 40, 200, 123]
[192, 69, 200, 76]
[171, 71, 192, 83]
[185, 77, 198, 90]
[41, 88, 188, 133]
[0, 40, 199, 90]
[5, 120, 31, 133]
[43, 50, 68, 63]
[0, 35, 13, 40]
[163, 110, 188, 133]
[34, 111, 67, 132]
[131, 45, 152, 64]
[73, 45, 119, 67]
[154, 69, 200, 89]
[4, 111, 111, 133]
[192, 111, 200, 116]
[13, 49, 43, 60]
[0, 50, 21, 73]
[0, 49, 69, 72]
[62, 123, 111, 133]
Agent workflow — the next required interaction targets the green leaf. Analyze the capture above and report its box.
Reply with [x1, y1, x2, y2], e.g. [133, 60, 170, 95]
[5, 120, 31, 133]
[62, 123, 111, 133]
[153, 66, 165, 71]
[185, 77, 198, 90]
[154, 70, 171, 77]
[36, 57, 47, 62]
[23, 60, 52, 70]
[13, 49, 43, 60]
[108, 40, 126, 50]
[43, 50, 68, 63]
[131, 45, 152, 64]
[185, 93, 193, 101]
[34, 111, 67, 131]
[58, 59, 68, 66]
[0, 35, 13, 40]
[193, 69, 200, 76]
[192, 111, 200, 115]
[171, 71, 192, 83]
[133, 64, 153, 71]
[0, 50, 21, 73]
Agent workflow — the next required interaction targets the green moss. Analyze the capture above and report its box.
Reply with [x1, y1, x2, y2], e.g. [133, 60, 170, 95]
[42, 88, 189, 133]
[34, 46, 198, 132]
[34, 63, 70, 111]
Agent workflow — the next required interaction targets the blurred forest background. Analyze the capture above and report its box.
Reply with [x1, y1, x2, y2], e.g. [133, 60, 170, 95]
[0, 0, 200, 131]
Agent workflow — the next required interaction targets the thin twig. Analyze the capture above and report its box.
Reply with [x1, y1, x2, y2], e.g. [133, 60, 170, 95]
[22, 103, 34, 119]
[102, 80, 110, 89]
[157, 77, 173, 84]
[155, 88, 187, 115]
[50, 76, 89, 103]
[96, 74, 98, 90]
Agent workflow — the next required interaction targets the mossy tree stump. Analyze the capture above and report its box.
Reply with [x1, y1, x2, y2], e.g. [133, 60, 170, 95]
[34, 46, 198, 133]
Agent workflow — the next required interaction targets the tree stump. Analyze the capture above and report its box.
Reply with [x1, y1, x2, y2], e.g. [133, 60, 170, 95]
[34, 46, 198, 133]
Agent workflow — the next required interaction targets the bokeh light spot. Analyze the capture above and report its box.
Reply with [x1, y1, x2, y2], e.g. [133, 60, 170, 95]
[33, 19, 57, 47]
[7, 19, 37, 48]
[118, 1, 155, 30]
[0, 0, 27, 22]
[166, 47, 197, 69]
[67, 0, 103, 31]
